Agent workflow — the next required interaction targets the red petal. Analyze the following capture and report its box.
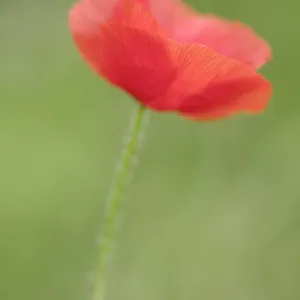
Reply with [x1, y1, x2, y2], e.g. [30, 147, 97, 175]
[178, 64, 272, 120]
[146, 43, 256, 111]
[150, 0, 193, 32]
[69, 0, 119, 28]
[149, 0, 271, 69]
[173, 15, 271, 69]
[69, 0, 176, 104]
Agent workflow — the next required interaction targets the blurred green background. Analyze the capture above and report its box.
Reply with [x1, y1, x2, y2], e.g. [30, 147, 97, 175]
[1, 0, 300, 299]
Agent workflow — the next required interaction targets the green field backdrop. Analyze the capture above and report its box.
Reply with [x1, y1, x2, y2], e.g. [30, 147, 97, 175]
[1, 0, 300, 299]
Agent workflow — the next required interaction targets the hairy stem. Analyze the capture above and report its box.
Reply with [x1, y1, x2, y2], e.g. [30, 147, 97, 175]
[93, 105, 146, 300]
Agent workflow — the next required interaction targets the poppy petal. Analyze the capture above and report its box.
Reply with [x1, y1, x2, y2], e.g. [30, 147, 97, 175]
[149, 0, 271, 69]
[69, 0, 176, 103]
[146, 42, 268, 112]
[173, 15, 272, 69]
[149, 0, 193, 32]
[179, 68, 272, 120]
[69, 0, 119, 27]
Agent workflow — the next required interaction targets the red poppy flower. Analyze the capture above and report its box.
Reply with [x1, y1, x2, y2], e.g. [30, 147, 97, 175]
[69, 0, 272, 120]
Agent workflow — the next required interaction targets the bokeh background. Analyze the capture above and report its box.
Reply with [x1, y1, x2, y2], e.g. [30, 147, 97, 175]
[1, 0, 300, 299]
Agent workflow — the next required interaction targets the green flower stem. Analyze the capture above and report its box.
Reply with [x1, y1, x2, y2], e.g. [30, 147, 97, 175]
[93, 104, 147, 300]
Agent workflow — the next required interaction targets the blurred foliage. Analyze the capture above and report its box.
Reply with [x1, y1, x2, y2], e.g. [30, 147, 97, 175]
[1, 0, 300, 299]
